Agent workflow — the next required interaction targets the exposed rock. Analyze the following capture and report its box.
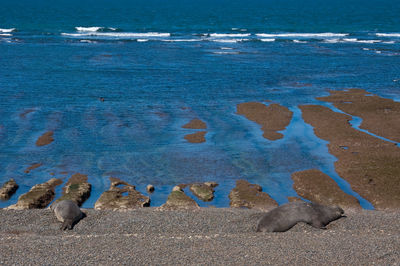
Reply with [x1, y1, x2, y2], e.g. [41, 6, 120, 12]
[36, 131, 54, 146]
[317, 89, 400, 142]
[147, 184, 155, 193]
[173, 185, 183, 192]
[182, 119, 207, 129]
[94, 178, 150, 210]
[161, 190, 199, 210]
[55, 173, 91, 207]
[190, 183, 218, 202]
[300, 104, 400, 210]
[24, 163, 42, 174]
[237, 102, 293, 140]
[291, 169, 361, 209]
[229, 180, 278, 209]
[7, 178, 62, 209]
[0, 179, 19, 200]
[287, 196, 303, 202]
[204, 181, 218, 188]
[184, 131, 207, 143]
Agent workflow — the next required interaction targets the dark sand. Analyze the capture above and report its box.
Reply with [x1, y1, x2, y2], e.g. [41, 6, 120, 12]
[0, 208, 399, 265]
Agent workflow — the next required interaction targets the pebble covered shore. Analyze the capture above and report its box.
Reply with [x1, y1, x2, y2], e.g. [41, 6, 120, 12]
[0, 208, 399, 265]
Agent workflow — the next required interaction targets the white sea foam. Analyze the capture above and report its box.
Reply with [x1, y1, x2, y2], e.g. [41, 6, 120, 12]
[0, 33, 12, 37]
[323, 38, 340, 43]
[137, 39, 149, 42]
[363, 48, 370, 51]
[256, 33, 348, 38]
[343, 38, 381, 43]
[62, 32, 171, 38]
[213, 39, 248, 43]
[80, 40, 97, 43]
[376, 33, 400, 37]
[161, 39, 201, 42]
[260, 38, 275, 42]
[293, 40, 307, 43]
[212, 51, 240, 55]
[221, 47, 234, 50]
[376, 51, 382, 54]
[382, 41, 395, 44]
[210, 33, 251, 37]
[75, 27, 104, 32]
[0, 28, 15, 33]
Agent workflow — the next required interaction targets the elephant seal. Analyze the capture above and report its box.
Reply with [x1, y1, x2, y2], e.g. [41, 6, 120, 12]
[256, 201, 344, 232]
[51, 200, 84, 230]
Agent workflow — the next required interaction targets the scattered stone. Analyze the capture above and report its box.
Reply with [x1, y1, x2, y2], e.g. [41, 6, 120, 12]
[184, 131, 207, 143]
[94, 178, 150, 210]
[55, 173, 91, 207]
[291, 169, 361, 209]
[182, 119, 207, 129]
[229, 180, 278, 209]
[190, 183, 217, 202]
[147, 184, 155, 193]
[36, 131, 54, 146]
[0, 179, 19, 200]
[161, 189, 199, 210]
[24, 163, 43, 174]
[7, 178, 62, 209]
[236, 102, 293, 140]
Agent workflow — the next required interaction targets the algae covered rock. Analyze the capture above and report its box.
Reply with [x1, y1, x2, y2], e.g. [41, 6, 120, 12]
[161, 190, 199, 210]
[94, 177, 150, 210]
[0, 179, 19, 200]
[229, 180, 278, 209]
[189, 182, 218, 202]
[7, 178, 62, 209]
[55, 173, 91, 207]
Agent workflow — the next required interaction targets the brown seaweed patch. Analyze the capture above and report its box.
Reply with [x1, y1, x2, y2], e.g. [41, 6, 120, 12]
[229, 180, 278, 209]
[182, 119, 207, 129]
[24, 163, 42, 174]
[317, 89, 400, 142]
[19, 109, 36, 119]
[236, 102, 293, 140]
[300, 104, 400, 210]
[36, 131, 54, 146]
[184, 131, 207, 143]
[291, 169, 361, 209]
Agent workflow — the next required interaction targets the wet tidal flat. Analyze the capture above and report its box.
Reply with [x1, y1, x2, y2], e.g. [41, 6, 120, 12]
[1, 89, 399, 211]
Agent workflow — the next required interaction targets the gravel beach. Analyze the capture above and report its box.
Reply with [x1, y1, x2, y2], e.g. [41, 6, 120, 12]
[0, 208, 399, 265]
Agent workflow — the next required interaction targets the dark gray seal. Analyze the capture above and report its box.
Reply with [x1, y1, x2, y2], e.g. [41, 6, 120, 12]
[256, 201, 345, 232]
[51, 200, 84, 230]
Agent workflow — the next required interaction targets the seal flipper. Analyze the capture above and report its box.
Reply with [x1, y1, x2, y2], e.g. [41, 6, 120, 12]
[60, 219, 74, 230]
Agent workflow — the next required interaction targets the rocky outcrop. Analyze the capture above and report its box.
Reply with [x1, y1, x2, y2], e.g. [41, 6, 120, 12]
[0, 179, 19, 200]
[161, 188, 199, 210]
[55, 173, 91, 207]
[24, 163, 42, 174]
[291, 169, 361, 209]
[147, 184, 155, 193]
[182, 119, 207, 129]
[189, 182, 218, 202]
[36, 131, 54, 146]
[184, 131, 207, 143]
[237, 102, 293, 140]
[94, 178, 150, 210]
[229, 180, 278, 209]
[7, 178, 62, 209]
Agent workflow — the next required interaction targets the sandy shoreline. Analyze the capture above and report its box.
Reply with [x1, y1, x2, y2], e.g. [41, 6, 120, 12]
[0, 208, 399, 265]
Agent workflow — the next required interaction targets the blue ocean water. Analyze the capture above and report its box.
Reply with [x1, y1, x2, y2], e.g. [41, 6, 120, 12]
[1, 0, 399, 208]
